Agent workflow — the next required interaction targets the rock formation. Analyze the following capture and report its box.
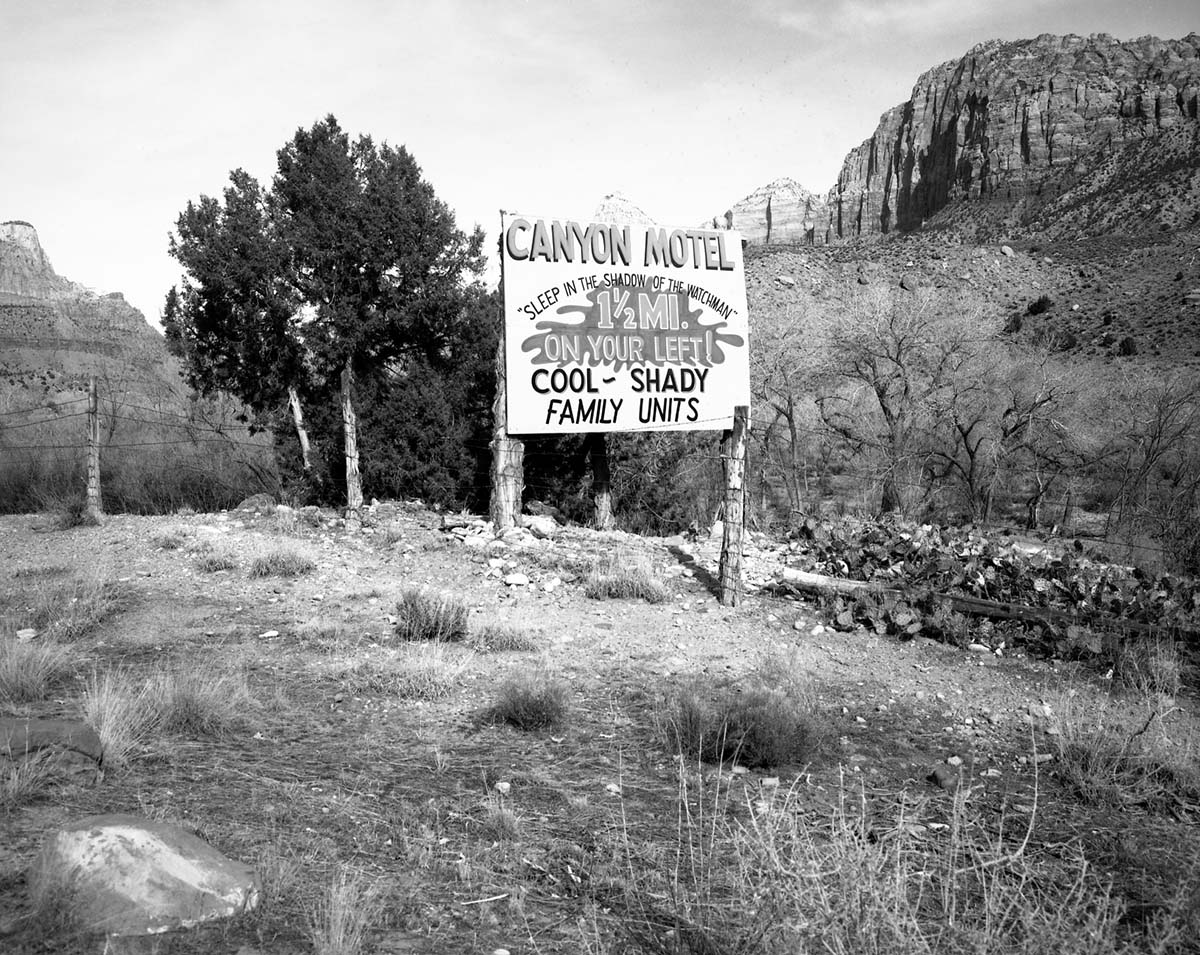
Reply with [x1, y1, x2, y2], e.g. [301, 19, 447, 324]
[826, 33, 1200, 240]
[0, 221, 179, 404]
[708, 178, 831, 245]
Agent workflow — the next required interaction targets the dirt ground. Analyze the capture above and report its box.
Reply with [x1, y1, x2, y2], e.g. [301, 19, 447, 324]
[2, 503, 1197, 953]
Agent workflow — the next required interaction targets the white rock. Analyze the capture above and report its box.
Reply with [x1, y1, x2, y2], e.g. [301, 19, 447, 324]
[28, 814, 259, 936]
[503, 573, 530, 587]
[16, 628, 36, 642]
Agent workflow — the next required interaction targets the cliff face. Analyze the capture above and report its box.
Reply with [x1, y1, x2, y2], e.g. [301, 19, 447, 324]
[827, 33, 1200, 239]
[707, 178, 832, 245]
[0, 221, 178, 402]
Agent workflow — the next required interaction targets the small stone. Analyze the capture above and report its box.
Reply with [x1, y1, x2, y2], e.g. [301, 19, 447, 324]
[967, 643, 991, 654]
[494, 781, 511, 795]
[604, 783, 621, 795]
[929, 766, 959, 791]
[730, 766, 749, 776]
[793, 620, 805, 631]
[258, 630, 279, 639]
[1034, 753, 1054, 764]
[761, 777, 780, 788]
[1000, 245, 1014, 257]
[16, 628, 36, 642]
[946, 755, 963, 767]
[502, 573, 530, 587]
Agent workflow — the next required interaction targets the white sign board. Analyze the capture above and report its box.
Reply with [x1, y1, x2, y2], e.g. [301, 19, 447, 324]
[501, 214, 751, 434]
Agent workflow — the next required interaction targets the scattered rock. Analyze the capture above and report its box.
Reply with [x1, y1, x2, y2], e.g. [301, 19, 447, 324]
[775, 275, 796, 287]
[16, 627, 36, 642]
[234, 493, 275, 514]
[1, 718, 103, 764]
[503, 573, 530, 587]
[28, 814, 260, 936]
[928, 765, 960, 791]
[1000, 245, 1015, 257]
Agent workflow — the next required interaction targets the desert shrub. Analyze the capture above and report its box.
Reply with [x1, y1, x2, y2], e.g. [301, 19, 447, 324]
[152, 530, 187, 550]
[393, 587, 468, 642]
[478, 792, 522, 840]
[248, 549, 315, 578]
[1118, 335, 1138, 356]
[341, 644, 474, 700]
[488, 668, 570, 729]
[583, 553, 668, 603]
[1026, 294, 1054, 315]
[0, 639, 72, 704]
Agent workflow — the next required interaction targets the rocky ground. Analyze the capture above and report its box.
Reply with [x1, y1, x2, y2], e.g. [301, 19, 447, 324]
[1, 501, 1198, 953]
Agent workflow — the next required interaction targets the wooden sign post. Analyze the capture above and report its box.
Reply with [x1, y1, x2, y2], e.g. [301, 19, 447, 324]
[85, 375, 103, 523]
[719, 405, 749, 606]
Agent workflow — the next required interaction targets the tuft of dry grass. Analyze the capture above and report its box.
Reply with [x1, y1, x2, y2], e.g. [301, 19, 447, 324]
[468, 623, 539, 652]
[394, 587, 468, 642]
[4, 574, 127, 643]
[153, 664, 256, 737]
[151, 529, 188, 550]
[479, 793, 522, 840]
[249, 549, 315, 578]
[196, 552, 238, 573]
[0, 638, 72, 704]
[80, 669, 159, 770]
[307, 866, 385, 955]
[583, 553, 668, 604]
[660, 656, 821, 769]
[488, 667, 570, 729]
[2, 750, 57, 812]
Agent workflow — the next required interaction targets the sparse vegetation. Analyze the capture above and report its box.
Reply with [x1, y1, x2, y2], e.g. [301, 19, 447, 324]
[479, 792, 522, 840]
[1026, 293, 1055, 315]
[248, 549, 315, 578]
[393, 587, 468, 642]
[488, 667, 570, 729]
[583, 553, 668, 603]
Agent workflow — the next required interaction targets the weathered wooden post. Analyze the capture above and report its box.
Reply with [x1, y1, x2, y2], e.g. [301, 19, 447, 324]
[85, 375, 103, 523]
[490, 216, 523, 530]
[341, 362, 362, 530]
[719, 405, 749, 606]
[490, 331, 523, 530]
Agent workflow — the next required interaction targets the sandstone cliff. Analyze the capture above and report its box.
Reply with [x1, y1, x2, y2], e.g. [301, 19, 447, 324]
[827, 33, 1200, 240]
[0, 222, 179, 403]
[707, 179, 830, 245]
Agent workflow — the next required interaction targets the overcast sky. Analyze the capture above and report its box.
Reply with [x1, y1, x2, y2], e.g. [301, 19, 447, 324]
[1, 0, 1195, 327]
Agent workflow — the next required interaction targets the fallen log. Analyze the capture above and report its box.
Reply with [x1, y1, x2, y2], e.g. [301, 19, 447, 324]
[777, 567, 1199, 641]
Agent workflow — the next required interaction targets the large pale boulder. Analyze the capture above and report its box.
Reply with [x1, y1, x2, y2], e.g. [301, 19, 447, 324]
[28, 815, 260, 936]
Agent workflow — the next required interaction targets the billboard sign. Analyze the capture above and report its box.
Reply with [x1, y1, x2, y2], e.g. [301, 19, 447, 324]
[501, 214, 750, 434]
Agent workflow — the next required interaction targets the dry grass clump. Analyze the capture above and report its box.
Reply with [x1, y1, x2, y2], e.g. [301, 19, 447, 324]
[196, 552, 238, 572]
[45, 496, 100, 530]
[661, 656, 821, 769]
[394, 587, 468, 642]
[583, 553, 668, 604]
[0, 638, 72, 704]
[307, 865, 385, 955]
[479, 792, 522, 840]
[153, 665, 256, 737]
[1110, 637, 1183, 699]
[2, 751, 57, 812]
[152, 529, 188, 550]
[341, 644, 475, 700]
[80, 669, 159, 770]
[10, 565, 71, 579]
[487, 667, 570, 729]
[249, 549, 315, 578]
[1054, 698, 1200, 811]
[468, 623, 539, 652]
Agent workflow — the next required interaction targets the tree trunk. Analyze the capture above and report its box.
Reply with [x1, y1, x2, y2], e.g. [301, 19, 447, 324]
[341, 363, 362, 530]
[489, 332, 523, 529]
[589, 434, 615, 530]
[288, 386, 312, 471]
